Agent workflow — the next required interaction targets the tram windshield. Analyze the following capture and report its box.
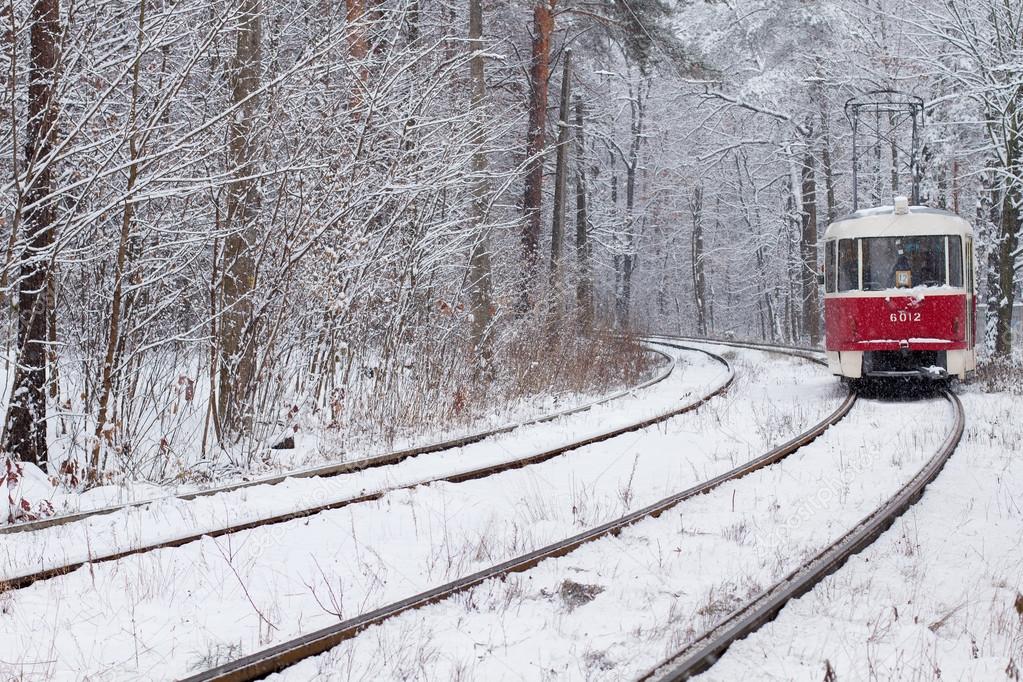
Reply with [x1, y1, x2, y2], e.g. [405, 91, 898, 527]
[827, 235, 963, 292]
[860, 236, 959, 290]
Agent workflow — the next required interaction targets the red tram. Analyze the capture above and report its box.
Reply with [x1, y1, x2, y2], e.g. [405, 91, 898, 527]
[822, 196, 977, 381]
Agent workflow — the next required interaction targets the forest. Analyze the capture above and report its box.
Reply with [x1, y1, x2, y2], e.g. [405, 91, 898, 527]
[1, 0, 1020, 491]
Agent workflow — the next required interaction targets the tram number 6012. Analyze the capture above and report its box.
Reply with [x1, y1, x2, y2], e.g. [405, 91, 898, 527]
[890, 311, 921, 322]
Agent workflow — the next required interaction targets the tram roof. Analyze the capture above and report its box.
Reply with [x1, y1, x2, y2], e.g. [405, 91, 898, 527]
[824, 205, 973, 240]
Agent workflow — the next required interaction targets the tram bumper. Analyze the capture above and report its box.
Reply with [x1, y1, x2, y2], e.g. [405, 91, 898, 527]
[865, 366, 948, 380]
[828, 344, 966, 380]
[862, 348, 949, 380]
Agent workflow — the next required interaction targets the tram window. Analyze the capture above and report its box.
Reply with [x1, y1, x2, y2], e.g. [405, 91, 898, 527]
[837, 239, 858, 292]
[861, 236, 946, 290]
[825, 241, 836, 293]
[966, 240, 974, 293]
[948, 236, 963, 287]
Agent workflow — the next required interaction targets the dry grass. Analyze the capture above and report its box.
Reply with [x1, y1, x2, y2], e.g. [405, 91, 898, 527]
[974, 357, 1023, 395]
[554, 579, 605, 611]
[499, 330, 654, 404]
[322, 321, 659, 460]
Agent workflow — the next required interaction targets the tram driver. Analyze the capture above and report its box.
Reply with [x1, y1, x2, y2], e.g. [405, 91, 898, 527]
[894, 248, 912, 288]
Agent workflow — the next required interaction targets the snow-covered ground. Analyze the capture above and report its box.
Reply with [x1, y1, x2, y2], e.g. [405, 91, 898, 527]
[269, 394, 954, 680]
[693, 388, 1023, 682]
[0, 345, 839, 680]
[0, 344, 707, 577]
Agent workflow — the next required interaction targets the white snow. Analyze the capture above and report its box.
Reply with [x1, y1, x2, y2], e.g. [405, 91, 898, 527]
[7, 345, 1012, 682]
[268, 394, 952, 680]
[691, 389, 1023, 681]
[0, 345, 839, 679]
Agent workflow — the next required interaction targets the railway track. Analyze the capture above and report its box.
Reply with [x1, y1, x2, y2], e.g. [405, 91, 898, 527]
[1, 344, 677, 537]
[639, 387, 965, 681]
[650, 333, 823, 363]
[1, 341, 729, 593]
[179, 344, 854, 682]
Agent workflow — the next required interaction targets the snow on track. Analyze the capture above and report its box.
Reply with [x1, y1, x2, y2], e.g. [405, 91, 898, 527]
[690, 389, 1022, 682]
[268, 395, 952, 681]
[0, 345, 834, 680]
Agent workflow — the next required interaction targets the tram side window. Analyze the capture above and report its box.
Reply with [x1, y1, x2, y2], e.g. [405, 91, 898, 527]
[966, 240, 974, 293]
[825, 241, 836, 293]
[948, 236, 963, 287]
[837, 239, 859, 291]
[862, 236, 946, 290]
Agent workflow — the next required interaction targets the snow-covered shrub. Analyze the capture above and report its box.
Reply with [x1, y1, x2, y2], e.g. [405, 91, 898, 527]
[1, 457, 55, 524]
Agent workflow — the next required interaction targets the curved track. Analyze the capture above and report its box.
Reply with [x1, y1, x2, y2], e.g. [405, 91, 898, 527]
[649, 333, 823, 364]
[179, 349, 854, 682]
[1, 342, 728, 593]
[1, 346, 676, 536]
[639, 388, 965, 682]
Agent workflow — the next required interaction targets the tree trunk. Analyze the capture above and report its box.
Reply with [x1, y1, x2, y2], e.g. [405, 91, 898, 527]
[800, 149, 821, 345]
[467, 0, 493, 365]
[347, 0, 368, 111]
[549, 48, 571, 288]
[407, 0, 420, 45]
[91, 0, 147, 479]
[573, 95, 592, 327]
[993, 138, 1020, 355]
[951, 160, 961, 213]
[872, 106, 883, 205]
[521, 0, 553, 299]
[218, 0, 263, 438]
[5, 0, 61, 467]
[785, 173, 800, 343]
[47, 270, 58, 402]
[889, 110, 900, 196]
[690, 186, 707, 336]
[616, 79, 644, 328]
[993, 184, 1020, 356]
[820, 104, 837, 223]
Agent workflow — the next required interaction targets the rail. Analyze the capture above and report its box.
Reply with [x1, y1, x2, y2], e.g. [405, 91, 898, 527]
[639, 389, 965, 681]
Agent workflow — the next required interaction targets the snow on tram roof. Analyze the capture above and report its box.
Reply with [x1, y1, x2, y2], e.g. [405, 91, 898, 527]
[824, 204, 973, 241]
